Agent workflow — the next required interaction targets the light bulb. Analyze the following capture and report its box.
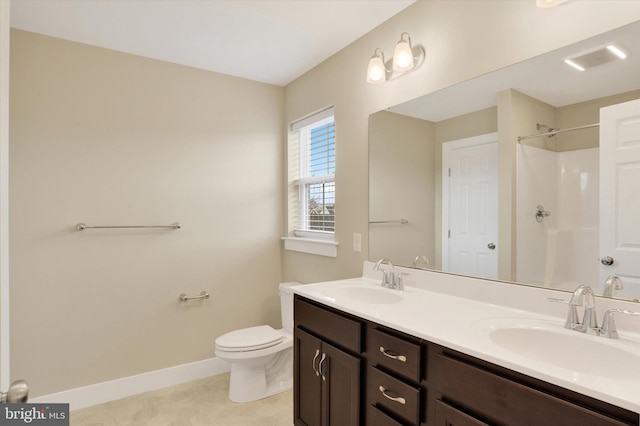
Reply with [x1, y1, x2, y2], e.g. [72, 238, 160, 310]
[367, 50, 387, 84]
[393, 33, 414, 72]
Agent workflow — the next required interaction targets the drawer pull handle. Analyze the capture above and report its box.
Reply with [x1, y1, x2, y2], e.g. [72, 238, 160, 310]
[380, 346, 407, 362]
[318, 353, 327, 381]
[378, 386, 406, 405]
[312, 349, 320, 377]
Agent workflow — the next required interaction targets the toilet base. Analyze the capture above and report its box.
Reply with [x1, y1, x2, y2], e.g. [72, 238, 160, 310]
[228, 347, 293, 403]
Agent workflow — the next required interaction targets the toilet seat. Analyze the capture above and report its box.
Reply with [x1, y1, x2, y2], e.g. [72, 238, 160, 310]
[216, 325, 285, 352]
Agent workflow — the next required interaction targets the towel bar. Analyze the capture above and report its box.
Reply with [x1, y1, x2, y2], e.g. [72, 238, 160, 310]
[76, 223, 181, 231]
[179, 291, 210, 302]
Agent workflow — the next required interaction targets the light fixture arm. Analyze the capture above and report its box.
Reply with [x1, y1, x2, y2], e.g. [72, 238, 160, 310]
[398, 32, 411, 45]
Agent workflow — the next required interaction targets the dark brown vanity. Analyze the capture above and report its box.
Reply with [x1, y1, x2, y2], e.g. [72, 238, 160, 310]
[293, 295, 639, 426]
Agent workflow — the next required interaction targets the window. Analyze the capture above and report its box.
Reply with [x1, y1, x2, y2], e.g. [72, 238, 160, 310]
[285, 107, 337, 256]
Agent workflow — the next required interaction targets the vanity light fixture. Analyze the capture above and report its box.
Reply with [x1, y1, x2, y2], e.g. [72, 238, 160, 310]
[366, 32, 425, 84]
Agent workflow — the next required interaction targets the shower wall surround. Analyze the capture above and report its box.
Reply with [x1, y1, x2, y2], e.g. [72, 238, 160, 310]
[517, 145, 599, 290]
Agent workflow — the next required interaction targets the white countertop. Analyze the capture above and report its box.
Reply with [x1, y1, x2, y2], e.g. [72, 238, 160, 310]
[291, 263, 640, 415]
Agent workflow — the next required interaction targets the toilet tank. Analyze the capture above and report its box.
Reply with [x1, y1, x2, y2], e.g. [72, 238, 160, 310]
[278, 282, 299, 333]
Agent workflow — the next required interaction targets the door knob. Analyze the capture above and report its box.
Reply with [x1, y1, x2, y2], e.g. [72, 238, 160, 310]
[601, 256, 614, 266]
[487, 243, 496, 250]
[0, 380, 29, 403]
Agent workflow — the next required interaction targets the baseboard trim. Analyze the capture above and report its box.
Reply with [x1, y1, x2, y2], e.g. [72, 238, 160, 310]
[30, 357, 230, 411]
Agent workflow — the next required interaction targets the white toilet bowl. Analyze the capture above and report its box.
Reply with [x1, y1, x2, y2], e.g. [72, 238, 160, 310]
[215, 282, 298, 403]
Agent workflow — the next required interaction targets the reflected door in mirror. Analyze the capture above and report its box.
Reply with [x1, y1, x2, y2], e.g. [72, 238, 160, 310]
[600, 99, 640, 299]
[442, 134, 498, 279]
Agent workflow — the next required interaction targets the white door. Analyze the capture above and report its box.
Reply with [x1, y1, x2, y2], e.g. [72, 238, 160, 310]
[600, 99, 640, 299]
[442, 134, 498, 279]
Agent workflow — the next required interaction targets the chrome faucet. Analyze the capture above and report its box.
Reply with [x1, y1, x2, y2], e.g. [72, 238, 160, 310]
[373, 258, 406, 290]
[412, 254, 431, 269]
[565, 285, 598, 333]
[554, 285, 640, 339]
[603, 275, 623, 298]
[374, 258, 395, 288]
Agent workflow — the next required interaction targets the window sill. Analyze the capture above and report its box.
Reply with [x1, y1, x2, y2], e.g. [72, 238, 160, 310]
[282, 237, 339, 257]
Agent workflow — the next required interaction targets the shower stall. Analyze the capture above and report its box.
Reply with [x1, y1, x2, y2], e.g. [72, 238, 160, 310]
[516, 133, 599, 291]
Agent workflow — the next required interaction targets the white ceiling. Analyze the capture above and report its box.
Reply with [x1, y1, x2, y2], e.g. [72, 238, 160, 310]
[389, 20, 640, 122]
[10, 0, 415, 87]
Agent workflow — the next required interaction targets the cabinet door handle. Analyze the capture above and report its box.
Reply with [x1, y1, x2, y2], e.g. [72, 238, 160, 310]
[378, 386, 406, 405]
[312, 349, 320, 377]
[379, 346, 407, 362]
[318, 353, 327, 381]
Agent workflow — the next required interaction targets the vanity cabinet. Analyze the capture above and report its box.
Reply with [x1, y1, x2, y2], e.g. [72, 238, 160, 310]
[367, 327, 426, 425]
[294, 295, 640, 426]
[294, 296, 364, 426]
[433, 350, 638, 426]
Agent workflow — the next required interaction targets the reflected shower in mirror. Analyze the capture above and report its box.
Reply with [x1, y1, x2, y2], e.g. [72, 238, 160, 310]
[368, 21, 640, 301]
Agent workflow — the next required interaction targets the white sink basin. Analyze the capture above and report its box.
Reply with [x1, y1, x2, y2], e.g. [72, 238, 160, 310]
[320, 284, 402, 305]
[475, 318, 640, 380]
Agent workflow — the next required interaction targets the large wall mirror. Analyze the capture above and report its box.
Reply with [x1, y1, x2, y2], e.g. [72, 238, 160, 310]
[369, 21, 640, 301]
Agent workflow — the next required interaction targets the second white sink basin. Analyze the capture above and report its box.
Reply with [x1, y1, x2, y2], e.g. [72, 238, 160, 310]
[476, 318, 640, 380]
[320, 284, 402, 305]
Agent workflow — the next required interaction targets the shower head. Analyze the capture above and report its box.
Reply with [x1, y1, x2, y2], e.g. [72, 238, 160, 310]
[536, 123, 559, 137]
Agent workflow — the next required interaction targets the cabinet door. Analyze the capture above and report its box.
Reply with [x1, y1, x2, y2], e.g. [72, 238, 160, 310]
[294, 327, 323, 426]
[322, 342, 361, 426]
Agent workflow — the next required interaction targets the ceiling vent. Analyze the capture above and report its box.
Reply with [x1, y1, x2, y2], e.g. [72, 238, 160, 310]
[564, 45, 627, 71]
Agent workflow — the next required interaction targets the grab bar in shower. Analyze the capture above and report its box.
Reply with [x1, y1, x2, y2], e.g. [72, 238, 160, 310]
[76, 222, 182, 231]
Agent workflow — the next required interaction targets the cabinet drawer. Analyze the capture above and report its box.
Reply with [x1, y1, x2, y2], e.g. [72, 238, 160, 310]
[369, 367, 421, 425]
[434, 400, 490, 426]
[294, 296, 363, 353]
[435, 354, 633, 426]
[367, 405, 406, 426]
[368, 328, 422, 381]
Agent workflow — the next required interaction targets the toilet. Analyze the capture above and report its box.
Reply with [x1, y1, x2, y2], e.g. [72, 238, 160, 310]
[215, 282, 298, 403]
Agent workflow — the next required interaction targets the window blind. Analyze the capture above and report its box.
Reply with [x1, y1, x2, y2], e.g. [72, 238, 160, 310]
[289, 107, 335, 236]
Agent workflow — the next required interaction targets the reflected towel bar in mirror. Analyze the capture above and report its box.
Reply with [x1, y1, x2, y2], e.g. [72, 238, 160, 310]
[369, 219, 409, 224]
[76, 222, 182, 231]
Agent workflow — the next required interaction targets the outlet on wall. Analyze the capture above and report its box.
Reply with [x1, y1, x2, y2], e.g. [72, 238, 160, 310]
[352, 233, 361, 253]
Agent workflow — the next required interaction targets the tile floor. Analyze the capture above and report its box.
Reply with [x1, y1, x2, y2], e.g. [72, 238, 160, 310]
[70, 373, 293, 426]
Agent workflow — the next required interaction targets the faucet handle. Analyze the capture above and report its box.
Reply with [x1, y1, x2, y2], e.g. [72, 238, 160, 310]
[395, 273, 410, 290]
[600, 308, 640, 339]
[548, 297, 580, 330]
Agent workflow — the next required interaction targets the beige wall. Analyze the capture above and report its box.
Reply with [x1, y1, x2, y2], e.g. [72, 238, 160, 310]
[282, 1, 640, 284]
[9, 30, 284, 396]
[557, 89, 640, 151]
[369, 111, 435, 266]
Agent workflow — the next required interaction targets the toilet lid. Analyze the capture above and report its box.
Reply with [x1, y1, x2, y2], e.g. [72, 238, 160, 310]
[216, 325, 284, 351]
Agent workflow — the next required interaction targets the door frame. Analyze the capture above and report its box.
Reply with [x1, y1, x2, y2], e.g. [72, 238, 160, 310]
[1, 0, 11, 389]
[442, 132, 498, 275]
